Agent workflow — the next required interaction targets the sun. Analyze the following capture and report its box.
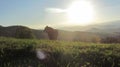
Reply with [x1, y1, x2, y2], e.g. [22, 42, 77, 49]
[66, 0, 95, 26]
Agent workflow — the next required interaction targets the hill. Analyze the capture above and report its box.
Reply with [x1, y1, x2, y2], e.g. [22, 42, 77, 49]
[0, 25, 102, 42]
[1, 25, 120, 43]
[0, 25, 48, 39]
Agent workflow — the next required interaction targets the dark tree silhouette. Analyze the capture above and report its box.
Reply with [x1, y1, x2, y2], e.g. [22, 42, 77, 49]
[44, 26, 58, 40]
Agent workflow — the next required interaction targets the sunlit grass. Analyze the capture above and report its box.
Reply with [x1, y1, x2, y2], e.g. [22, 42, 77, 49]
[0, 37, 120, 67]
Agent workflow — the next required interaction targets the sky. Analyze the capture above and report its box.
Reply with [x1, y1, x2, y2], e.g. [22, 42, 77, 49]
[0, 0, 120, 29]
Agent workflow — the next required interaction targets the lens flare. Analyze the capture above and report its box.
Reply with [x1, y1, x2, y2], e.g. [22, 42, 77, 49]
[36, 50, 46, 60]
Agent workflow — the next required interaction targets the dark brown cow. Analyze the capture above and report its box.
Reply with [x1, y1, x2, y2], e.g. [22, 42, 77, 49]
[44, 26, 58, 40]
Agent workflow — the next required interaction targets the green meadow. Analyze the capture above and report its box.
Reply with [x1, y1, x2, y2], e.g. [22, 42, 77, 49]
[0, 37, 120, 67]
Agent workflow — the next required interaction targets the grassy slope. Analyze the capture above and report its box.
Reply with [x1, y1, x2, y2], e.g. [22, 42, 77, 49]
[0, 37, 120, 67]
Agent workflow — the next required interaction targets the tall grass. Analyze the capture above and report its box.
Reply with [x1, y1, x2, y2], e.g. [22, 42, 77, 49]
[0, 37, 120, 67]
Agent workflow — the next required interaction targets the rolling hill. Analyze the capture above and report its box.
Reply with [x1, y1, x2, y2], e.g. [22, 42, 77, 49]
[0, 23, 120, 43]
[0, 25, 48, 39]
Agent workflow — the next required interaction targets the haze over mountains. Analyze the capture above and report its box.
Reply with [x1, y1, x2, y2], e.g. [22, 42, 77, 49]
[0, 20, 120, 43]
[60, 20, 120, 33]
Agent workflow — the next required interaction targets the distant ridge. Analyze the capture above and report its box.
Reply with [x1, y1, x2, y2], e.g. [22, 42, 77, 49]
[59, 20, 120, 33]
[0, 25, 48, 39]
[0, 24, 120, 43]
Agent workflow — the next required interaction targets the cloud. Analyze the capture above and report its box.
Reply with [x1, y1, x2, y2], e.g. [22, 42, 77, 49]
[45, 8, 65, 13]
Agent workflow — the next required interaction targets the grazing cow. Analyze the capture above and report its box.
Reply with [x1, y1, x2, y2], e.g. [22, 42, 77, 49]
[44, 26, 58, 40]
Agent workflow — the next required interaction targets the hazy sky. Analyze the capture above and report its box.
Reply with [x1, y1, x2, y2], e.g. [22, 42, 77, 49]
[0, 0, 120, 29]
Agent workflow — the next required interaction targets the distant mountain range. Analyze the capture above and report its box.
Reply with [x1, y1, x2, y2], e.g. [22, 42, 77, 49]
[59, 20, 120, 33]
[0, 25, 101, 42]
[0, 20, 120, 42]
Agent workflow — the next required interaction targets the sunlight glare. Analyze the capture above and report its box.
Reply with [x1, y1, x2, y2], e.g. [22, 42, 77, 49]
[66, 0, 95, 26]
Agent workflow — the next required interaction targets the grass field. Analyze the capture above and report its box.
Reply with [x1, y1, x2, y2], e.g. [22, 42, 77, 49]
[0, 37, 120, 67]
